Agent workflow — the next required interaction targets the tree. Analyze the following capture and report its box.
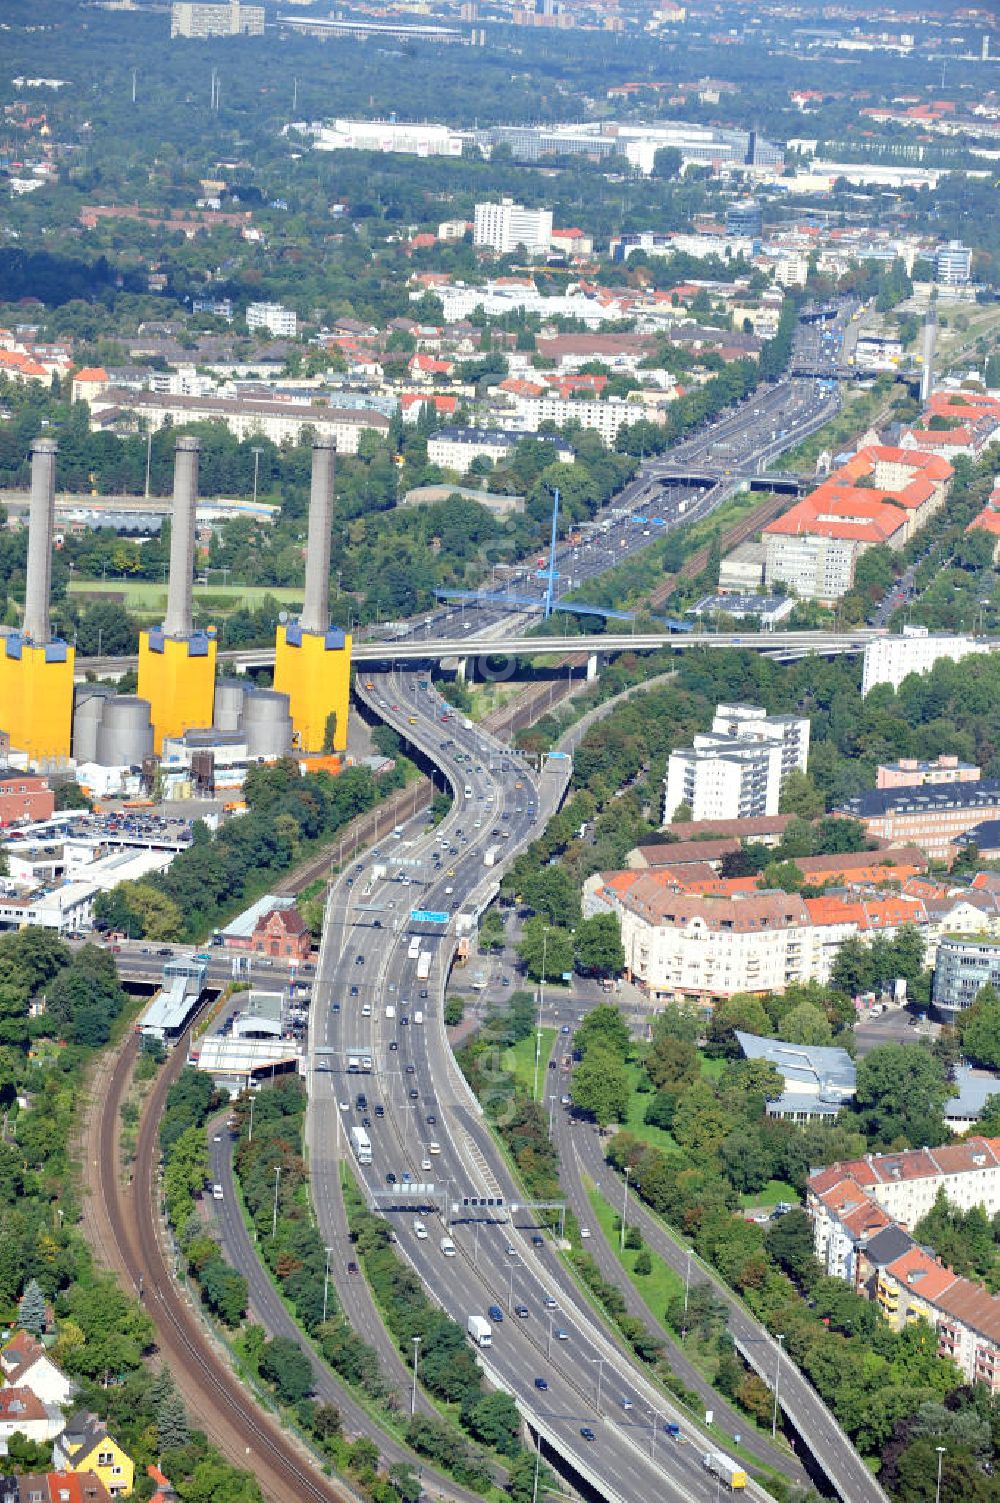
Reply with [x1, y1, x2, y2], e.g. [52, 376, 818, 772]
[574, 914, 624, 977]
[646, 1035, 699, 1091]
[575, 1003, 630, 1060]
[508, 1451, 552, 1503]
[779, 770, 825, 817]
[571, 1043, 630, 1126]
[779, 1001, 833, 1046]
[765, 1209, 818, 1285]
[465, 1391, 521, 1455]
[853, 1043, 949, 1148]
[260, 1336, 314, 1405]
[18, 1278, 46, 1337]
[156, 1389, 189, 1451]
[518, 918, 573, 981]
[958, 983, 1000, 1069]
[672, 1081, 736, 1158]
[634, 1248, 652, 1275]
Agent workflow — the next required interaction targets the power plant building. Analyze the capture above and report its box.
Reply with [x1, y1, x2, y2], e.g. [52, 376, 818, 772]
[273, 439, 352, 754]
[0, 440, 75, 763]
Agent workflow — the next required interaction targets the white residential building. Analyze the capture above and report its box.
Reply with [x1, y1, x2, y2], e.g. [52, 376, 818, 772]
[663, 703, 810, 823]
[427, 427, 573, 475]
[89, 390, 388, 454]
[416, 280, 628, 328]
[861, 625, 990, 696]
[936, 239, 973, 286]
[474, 199, 553, 257]
[171, 1, 264, 37]
[505, 393, 636, 444]
[246, 301, 298, 338]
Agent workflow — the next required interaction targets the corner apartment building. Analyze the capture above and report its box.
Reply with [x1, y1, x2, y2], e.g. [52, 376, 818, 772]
[932, 935, 1000, 1022]
[808, 1141, 1000, 1390]
[876, 755, 980, 790]
[427, 427, 572, 474]
[762, 446, 951, 601]
[473, 199, 553, 258]
[245, 302, 297, 338]
[170, 1, 264, 37]
[834, 780, 1000, 860]
[862, 625, 989, 697]
[662, 703, 809, 824]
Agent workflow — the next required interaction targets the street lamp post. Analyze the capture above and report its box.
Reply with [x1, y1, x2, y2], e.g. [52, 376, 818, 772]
[771, 1333, 785, 1438]
[144, 429, 153, 500]
[589, 1355, 605, 1412]
[533, 926, 548, 1102]
[935, 1446, 946, 1503]
[548, 1094, 557, 1137]
[251, 446, 266, 507]
[507, 1253, 519, 1314]
[620, 1165, 631, 1253]
[411, 1337, 422, 1418]
[682, 1246, 693, 1339]
[322, 1246, 332, 1324]
[271, 1165, 282, 1240]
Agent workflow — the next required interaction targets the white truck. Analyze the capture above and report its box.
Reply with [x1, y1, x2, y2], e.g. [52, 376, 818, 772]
[407, 937, 421, 961]
[467, 1315, 492, 1348]
[702, 1452, 747, 1491]
[416, 951, 432, 981]
[482, 845, 499, 869]
[350, 1125, 373, 1165]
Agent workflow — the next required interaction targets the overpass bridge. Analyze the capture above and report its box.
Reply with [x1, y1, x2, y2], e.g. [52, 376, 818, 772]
[81, 628, 896, 681]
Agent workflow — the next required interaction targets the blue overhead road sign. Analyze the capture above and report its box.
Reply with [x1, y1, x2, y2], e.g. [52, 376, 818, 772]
[411, 910, 450, 924]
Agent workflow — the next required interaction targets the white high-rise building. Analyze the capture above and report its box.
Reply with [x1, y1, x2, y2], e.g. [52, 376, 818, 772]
[170, 1, 264, 37]
[861, 626, 989, 697]
[935, 240, 973, 286]
[663, 703, 810, 824]
[474, 199, 553, 258]
[246, 302, 298, 338]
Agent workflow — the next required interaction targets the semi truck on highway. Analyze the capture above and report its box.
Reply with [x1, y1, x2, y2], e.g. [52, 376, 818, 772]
[407, 937, 421, 960]
[416, 951, 432, 980]
[702, 1451, 747, 1490]
[350, 1125, 372, 1165]
[467, 1315, 493, 1347]
[482, 845, 498, 868]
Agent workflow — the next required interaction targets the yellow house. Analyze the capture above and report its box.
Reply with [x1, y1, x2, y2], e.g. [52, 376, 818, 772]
[53, 1412, 134, 1498]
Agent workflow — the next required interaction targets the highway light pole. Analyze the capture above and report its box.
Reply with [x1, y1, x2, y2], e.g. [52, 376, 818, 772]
[589, 1355, 605, 1413]
[531, 1432, 542, 1503]
[682, 1246, 692, 1339]
[271, 1165, 281, 1240]
[411, 1336, 421, 1418]
[771, 1333, 785, 1437]
[620, 1165, 631, 1253]
[507, 1251, 520, 1314]
[252, 446, 265, 506]
[935, 1446, 946, 1503]
[533, 926, 548, 1102]
[322, 1247, 332, 1324]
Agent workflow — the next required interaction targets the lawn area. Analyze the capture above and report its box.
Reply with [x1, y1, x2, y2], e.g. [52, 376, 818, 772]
[68, 578, 303, 614]
[699, 1055, 726, 1082]
[504, 1028, 556, 1100]
[586, 1182, 684, 1311]
[619, 1060, 679, 1151]
[740, 1179, 800, 1210]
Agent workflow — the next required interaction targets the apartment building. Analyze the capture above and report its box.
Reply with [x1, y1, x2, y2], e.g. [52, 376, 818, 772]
[427, 427, 572, 474]
[809, 1142, 1000, 1390]
[170, 1, 264, 37]
[862, 625, 989, 696]
[876, 755, 980, 790]
[88, 390, 388, 454]
[245, 302, 297, 338]
[936, 239, 973, 285]
[662, 703, 809, 824]
[834, 780, 1000, 860]
[932, 935, 1000, 1022]
[505, 393, 635, 444]
[473, 199, 553, 257]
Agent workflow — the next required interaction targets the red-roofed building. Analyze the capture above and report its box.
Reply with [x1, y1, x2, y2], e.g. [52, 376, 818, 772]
[400, 392, 458, 423]
[71, 367, 109, 405]
[250, 905, 311, 961]
[550, 227, 594, 256]
[408, 352, 454, 383]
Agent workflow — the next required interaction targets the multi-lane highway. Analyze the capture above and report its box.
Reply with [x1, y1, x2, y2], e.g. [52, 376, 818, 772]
[304, 665, 781, 1503]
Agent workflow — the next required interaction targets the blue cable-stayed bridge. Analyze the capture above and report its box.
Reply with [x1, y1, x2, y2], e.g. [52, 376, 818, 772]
[433, 587, 693, 633]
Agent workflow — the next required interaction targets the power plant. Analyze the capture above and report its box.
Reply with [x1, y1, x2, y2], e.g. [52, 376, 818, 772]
[138, 436, 218, 753]
[0, 439, 75, 763]
[273, 437, 352, 752]
[1, 432, 352, 777]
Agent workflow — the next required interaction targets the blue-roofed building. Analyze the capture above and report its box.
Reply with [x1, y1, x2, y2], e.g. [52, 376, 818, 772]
[944, 1066, 1000, 1133]
[735, 1030, 856, 1123]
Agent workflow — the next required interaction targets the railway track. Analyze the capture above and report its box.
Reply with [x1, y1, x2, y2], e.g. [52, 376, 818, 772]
[647, 489, 789, 611]
[91, 1024, 352, 1503]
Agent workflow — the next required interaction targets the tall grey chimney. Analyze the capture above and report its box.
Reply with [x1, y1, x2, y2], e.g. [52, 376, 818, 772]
[163, 436, 200, 637]
[300, 437, 336, 635]
[23, 437, 57, 644]
[920, 305, 937, 405]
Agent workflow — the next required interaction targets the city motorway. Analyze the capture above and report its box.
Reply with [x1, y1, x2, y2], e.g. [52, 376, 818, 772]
[305, 667, 777, 1503]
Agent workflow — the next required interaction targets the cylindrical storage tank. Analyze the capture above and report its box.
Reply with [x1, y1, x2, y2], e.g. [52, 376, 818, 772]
[95, 696, 154, 767]
[214, 679, 246, 732]
[73, 689, 112, 764]
[243, 689, 293, 758]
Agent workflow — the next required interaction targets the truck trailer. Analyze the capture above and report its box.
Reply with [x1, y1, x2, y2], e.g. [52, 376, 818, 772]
[467, 1315, 492, 1347]
[702, 1451, 747, 1490]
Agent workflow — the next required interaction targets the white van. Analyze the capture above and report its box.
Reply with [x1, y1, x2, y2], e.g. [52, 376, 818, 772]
[414, 1220, 428, 1240]
[212, 1184, 224, 1201]
[413, 1010, 424, 1025]
[429, 1141, 441, 1155]
[385, 1004, 396, 1019]
[440, 1236, 456, 1257]
[362, 1003, 372, 1017]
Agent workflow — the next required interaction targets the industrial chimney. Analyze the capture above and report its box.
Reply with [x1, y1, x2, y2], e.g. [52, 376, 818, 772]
[23, 437, 57, 644]
[163, 436, 200, 637]
[300, 437, 336, 635]
[920, 305, 937, 405]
